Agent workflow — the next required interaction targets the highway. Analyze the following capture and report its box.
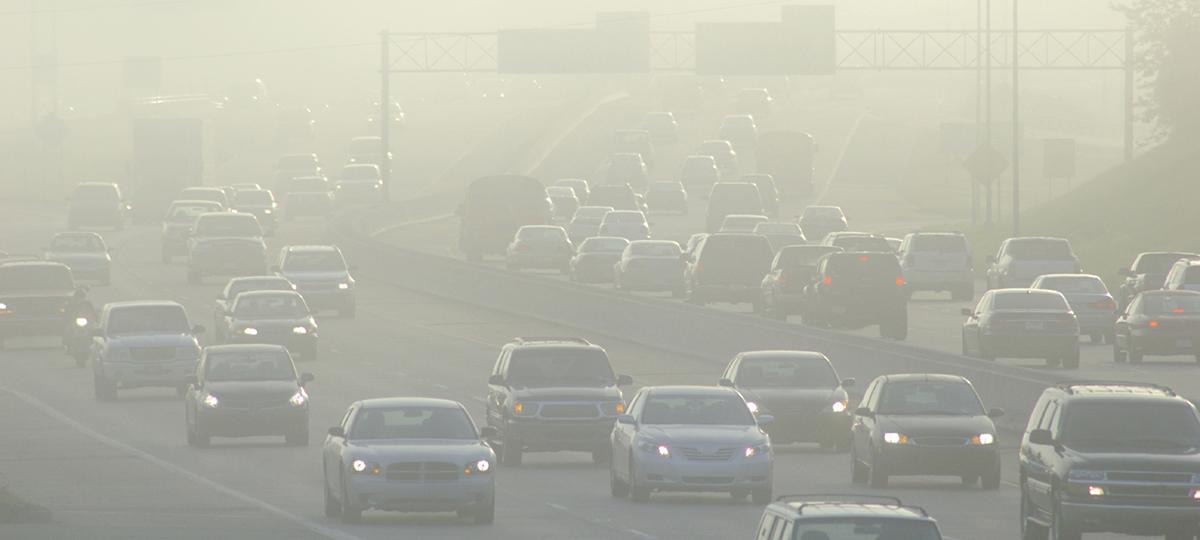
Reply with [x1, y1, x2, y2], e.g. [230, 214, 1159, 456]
[0, 77, 1145, 540]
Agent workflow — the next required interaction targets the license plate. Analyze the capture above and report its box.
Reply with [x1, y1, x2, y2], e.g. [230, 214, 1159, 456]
[1177, 339, 1193, 348]
[1025, 322, 1044, 331]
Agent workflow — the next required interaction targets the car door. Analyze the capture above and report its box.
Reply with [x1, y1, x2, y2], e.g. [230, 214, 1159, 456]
[1114, 298, 1136, 351]
[1025, 399, 1060, 513]
[324, 406, 356, 497]
[987, 241, 1009, 288]
[851, 379, 879, 457]
[613, 390, 646, 479]
[486, 351, 510, 433]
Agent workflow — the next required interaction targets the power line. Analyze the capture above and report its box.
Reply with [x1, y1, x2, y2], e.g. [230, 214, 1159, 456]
[0, 41, 375, 72]
[0, 0, 192, 16]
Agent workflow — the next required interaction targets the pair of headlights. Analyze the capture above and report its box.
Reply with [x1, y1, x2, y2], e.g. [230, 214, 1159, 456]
[349, 459, 491, 475]
[202, 389, 307, 408]
[240, 326, 312, 336]
[882, 432, 994, 445]
[745, 401, 847, 415]
[638, 441, 768, 459]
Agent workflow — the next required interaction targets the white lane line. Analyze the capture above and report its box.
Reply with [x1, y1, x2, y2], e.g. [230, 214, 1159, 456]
[544, 501, 657, 539]
[628, 529, 657, 539]
[1, 385, 363, 540]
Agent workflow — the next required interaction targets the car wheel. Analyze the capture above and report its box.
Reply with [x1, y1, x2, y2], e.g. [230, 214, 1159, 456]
[868, 451, 888, 488]
[285, 427, 309, 447]
[323, 472, 341, 518]
[1021, 483, 1049, 540]
[1112, 342, 1127, 362]
[93, 371, 117, 401]
[629, 457, 650, 503]
[1128, 339, 1144, 364]
[340, 475, 362, 524]
[1104, 330, 1116, 345]
[1061, 347, 1080, 369]
[501, 436, 522, 466]
[751, 486, 773, 505]
[473, 494, 495, 525]
[850, 446, 867, 484]
[981, 461, 1001, 490]
[610, 463, 629, 498]
[1051, 491, 1081, 540]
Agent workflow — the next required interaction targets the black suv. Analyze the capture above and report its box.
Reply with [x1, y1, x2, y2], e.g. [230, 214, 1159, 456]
[1019, 382, 1200, 540]
[684, 233, 774, 307]
[485, 337, 632, 466]
[800, 251, 908, 340]
[1117, 252, 1200, 310]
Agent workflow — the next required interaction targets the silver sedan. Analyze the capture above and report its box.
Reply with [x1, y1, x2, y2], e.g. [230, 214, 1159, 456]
[322, 397, 497, 524]
[609, 385, 773, 503]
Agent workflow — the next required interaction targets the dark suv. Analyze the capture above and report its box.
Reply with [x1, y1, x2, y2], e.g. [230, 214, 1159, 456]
[1019, 382, 1200, 540]
[1117, 252, 1200, 310]
[485, 338, 632, 466]
[684, 233, 774, 308]
[800, 251, 908, 340]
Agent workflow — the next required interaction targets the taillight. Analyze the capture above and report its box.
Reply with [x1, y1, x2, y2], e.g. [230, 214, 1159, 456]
[1172, 308, 1186, 314]
[896, 277, 906, 286]
[1148, 320, 1159, 329]
[822, 276, 832, 285]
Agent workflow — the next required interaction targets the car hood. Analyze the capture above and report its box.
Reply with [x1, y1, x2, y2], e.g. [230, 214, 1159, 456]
[1064, 449, 1200, 470]
[640, 425, 765, 446]
[282, 270, 349, 282]
[107, 333, 198, 348]
[510, 386, 621, 401]
[739, 387, 844, 410]
[345, 439, 494, 462]
[877, 414, 995, 436]
[204, 380, 298, 397]
[233, 317, 313, 328]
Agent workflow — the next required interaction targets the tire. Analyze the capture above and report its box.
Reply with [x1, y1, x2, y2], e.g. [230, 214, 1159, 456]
[610, 463, 630, 497]
[501, 436, 522, 466]
[868, 452, 888, 488]
[850, 447, 867, 484]
[1112, 342, 1127, 363]
[193, 422, 210, 448]
[629, 458, 650, 502]
[1128, 339, 1144, 364]
[340, 476, 362, 524]
[93, 371, 117, 401]
[323, 474, 341, 518]
[1050, 492, 1081, 540]
[751, 486, 773, 505]
[1104, 330, 1116, 345]
[285, 427, 309, 447]
[981, 461, 1001, 490]
[1061, 347, 1080, 370]
[1021, 484, 1049, 540]
[473, 494, 495, 525]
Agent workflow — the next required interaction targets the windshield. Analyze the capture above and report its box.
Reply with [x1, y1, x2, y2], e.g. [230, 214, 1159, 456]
[1063, 401, 1200, 452]
[195, 215, 260, 237]
[580, 238, 628, 252]
[72, 184, 118, 201]
[0, 265, 73, 291]
[803, 206, 843, 219]
[50, 234, 104, 252]
[737, 357, 837, 388]
[1141, 294, 1200, 315]
[107, 306, 190, 335]
[517, 227, 568, 242]
[350, 406, 477, 440]
[1007, 239, 1074, 260]
[878, 381, 985, 415]
[205, 350, 295, 382]
[642, 395, 755, 425]
[778, 246, 841, 267]
[1136, 253, 1199, 274]
[236, 191, 272, 205]
[506, 348, 615, 387]
[629, 242, 680, 257]
[993, 292, 1070, 310]
[910, 235, 967, 253]
[826, 254, 902, 280]
[1036, 276, 1107, 294]
[227, 279, 293, 299]
[546, 187, 575, 198]
[605, 213, 645, 224]
[791, 519, 941, 540]
[168, 203, 220, 222]
[341, 166, 379, 181]
[834, 237, 891, 252]
[282, 251, 345, 272]
[755, 224, 801, 235]
[233, 294, 309, 319]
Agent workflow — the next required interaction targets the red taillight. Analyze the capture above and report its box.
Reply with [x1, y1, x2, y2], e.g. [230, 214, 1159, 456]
[516, 245, 530, 252]
[1172, 308, 1186, 314]
[896, 277, 906, 286]
[1149, 320, 1160, 328]
[823, 276, 833, 285]
[858, 255, 870, 262]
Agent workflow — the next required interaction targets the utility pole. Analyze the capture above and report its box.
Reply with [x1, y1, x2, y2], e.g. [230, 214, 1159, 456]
[973, 0, 982, 227]
[1012, 0, 1021, 236]
[984, 0, 993, 226]
[1124, 25, 1134, 162]
[379, 31, 392, 201]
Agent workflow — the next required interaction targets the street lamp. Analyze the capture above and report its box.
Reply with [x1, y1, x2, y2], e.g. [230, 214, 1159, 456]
[1012, 0, 1021, 236]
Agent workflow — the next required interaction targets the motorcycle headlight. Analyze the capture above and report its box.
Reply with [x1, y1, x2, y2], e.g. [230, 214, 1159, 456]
[203, 394, 220, 408]
[242, 327, 258, 336]
[292, 326, 309, 335]
[74, 317, 89, 327]
[263, 209, 272, 214]
[0, 302, 9, 312]
[971, 433, 996, 445]
[288, 389, 308, 407]
[831, 400, 848, 413]
[337, 282, 351, 290]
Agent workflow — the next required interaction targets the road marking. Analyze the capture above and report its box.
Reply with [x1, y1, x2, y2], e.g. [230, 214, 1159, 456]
[544, 501, 658, 539]
[1, 385, 363, 540]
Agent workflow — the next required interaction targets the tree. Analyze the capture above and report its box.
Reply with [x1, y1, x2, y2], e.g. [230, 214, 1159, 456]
[1121, 0, 1200, 144]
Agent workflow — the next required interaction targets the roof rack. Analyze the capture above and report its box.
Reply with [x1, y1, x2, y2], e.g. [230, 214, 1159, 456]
[774, 494, 928, 517]
[512, 337, 592, 346]
[1056, 381, 1176, 396]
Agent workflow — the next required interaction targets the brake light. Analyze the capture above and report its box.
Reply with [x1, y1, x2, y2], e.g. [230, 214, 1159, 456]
[1172, 308, 1186, 314]
[1148, 320, 1159, 328]
[516, 244, 530, 252]
[823, 276, 832, 285]
[896, 277, 906, 286]
[858, 255, 870, 262]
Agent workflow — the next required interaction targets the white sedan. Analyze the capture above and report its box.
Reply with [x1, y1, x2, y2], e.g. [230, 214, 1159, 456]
[322, 398, 497, 524]
[610, 385, 773, 503]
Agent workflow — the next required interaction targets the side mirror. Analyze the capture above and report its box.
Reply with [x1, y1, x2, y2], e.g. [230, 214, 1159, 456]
[756, 414, 775, 426]
[854, 407, 874, 418]
[1028, 429, 1054, 446]
[479, 426, 498, 439]
[961, 308, 975, 316]
[718, 378, 735, 388]
[616, 414, 636, 425]
[300, 372, 315, 384]
[841, 377, 856, 388]
[488, 374, 505, 385]
[191, 325, 206, 335]
[327, 426, 345, 438]
[988, 408, 1005, 419]
[617, 374, 633, 386]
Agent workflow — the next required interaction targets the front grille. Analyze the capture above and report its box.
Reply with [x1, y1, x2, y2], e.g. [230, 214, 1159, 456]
[678, 447, 736, 461]
[912, 436, 969, 447]
[217, 392, 292, 409]
[682, 476, 734, 484]
[1107, 471, 1194, 484]
[129, 347, 177, 362]
[1107, 485, 1191, 497]
[539, 404, 599, 419]
[385, 462, 460, 483]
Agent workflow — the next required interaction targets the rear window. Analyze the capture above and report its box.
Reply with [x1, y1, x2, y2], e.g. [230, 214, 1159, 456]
[790, 519, 941, 540]
[833, 236, 891, 252]
[107, 305, 189, 335]
[802, 206, 842, 219]
[629, 242, 680, 257]
[777, 246, 841, 267]
[825, 254, 901, 279]
[992, 292, 1069, 310]
[546, 187, 575, 198]
[756, 223, 801, 235]
[341, 166, 379, 181]
[1036, 276, 1107, 294]
[168, 203, 221, 221]
[237, 191, 273, 205]
[195, 215, 261, 237]
[282, 250, 345, 272]
[227, 278, 293, 299]
[72, 184, 118, 200]
[604, 212, 645, 224]
[50, 234, 104, 252]
[0, 265, 73, 292]
[1006, 239, 1073, 260]
[579, 238, 628, 252]
[1141, 294, 1200, 314]
[700, 235, 773, 262]
[181, 189, 224, 203]
[910, 235, 967, 253]
[1135, 253, 1198, 274]
[517, 227, 567, 242]
[737, 357, 836, 388]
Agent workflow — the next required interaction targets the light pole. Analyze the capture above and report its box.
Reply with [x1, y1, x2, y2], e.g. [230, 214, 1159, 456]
[1012, 0, 1020, 236]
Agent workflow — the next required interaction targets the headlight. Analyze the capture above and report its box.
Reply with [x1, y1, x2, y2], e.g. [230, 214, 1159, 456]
[0, 302, 9, 312]
[288, 389, 308, 407]
[638, 440, 670, 457]
[1068, 469, 1106, 481]
[744, 443, 769, 458]
[971, 433, 995, 445]
[746, 401, 759, 414]
[242, 327, 258, 336]
[292, 326, 309, 335]
[337, 282, 350, 290]
[831, 400, 848, 413]
[351, 459, 367, 472]
[74, 317, 89, 327]
[883, 432, 909, 445]
[203, 394, 219, 408]
[465, 459, 492, 475]
[263, 209, 272, 214]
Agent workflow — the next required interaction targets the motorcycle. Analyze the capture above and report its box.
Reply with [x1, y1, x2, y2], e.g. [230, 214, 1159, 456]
[64, 295, 95, 368]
